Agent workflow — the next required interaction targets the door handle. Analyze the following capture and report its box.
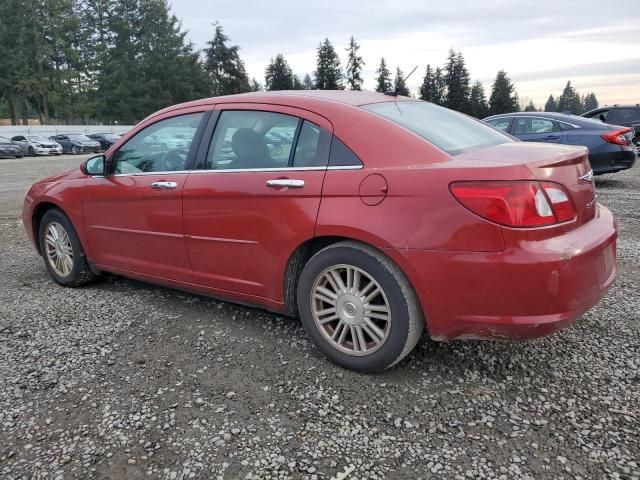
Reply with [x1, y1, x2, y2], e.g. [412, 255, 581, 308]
[543, 135, 559, 140]
[151, 181, 178, 190]
[266, 179, 305, 189]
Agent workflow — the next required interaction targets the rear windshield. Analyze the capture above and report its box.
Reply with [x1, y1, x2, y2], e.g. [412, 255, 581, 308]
[362, 101, 513, 155]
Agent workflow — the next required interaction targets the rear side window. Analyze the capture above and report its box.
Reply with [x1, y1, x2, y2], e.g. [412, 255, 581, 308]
[293, 121, 331, 167]
[363, 101, 512, 155]
[607, 108, 640, 124]
[329, 136, 363, 167]
[513, 118, 555, 135]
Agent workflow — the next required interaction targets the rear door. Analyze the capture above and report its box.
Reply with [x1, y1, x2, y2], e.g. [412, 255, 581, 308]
[182, 104, 332, 303]
[513, 117, 562, 143]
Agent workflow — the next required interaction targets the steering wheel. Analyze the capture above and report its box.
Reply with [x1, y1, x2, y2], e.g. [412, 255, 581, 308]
[157, 148, 188, 172]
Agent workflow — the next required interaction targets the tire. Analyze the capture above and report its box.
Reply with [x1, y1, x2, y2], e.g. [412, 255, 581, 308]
[297, 241, 423, 373]
[28, 147, 35, 157]
[38, 209, 96, 287]
[71, 146, 79, 155]
[15, 154, 22, 158]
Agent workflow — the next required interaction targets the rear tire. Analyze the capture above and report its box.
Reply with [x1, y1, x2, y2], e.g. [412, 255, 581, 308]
[38, 209, 96, 287]
[297, 241, 423, 373]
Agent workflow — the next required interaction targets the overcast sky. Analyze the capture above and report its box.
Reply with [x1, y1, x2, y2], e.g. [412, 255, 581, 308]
[171, 0, 640, 107]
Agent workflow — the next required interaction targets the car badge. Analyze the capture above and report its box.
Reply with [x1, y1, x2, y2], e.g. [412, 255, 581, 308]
[578, 170, 594, 182]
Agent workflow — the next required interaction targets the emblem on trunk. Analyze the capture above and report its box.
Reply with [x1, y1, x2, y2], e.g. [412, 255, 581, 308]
[579, 170, 594, 182]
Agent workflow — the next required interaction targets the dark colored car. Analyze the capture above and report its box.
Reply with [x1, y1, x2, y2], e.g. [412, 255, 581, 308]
[582, 105, 640, 146]
[49, 134, 101, 154]
[484, 112, 636, 174]
[0, 136, 23, 158]
[88, 133, 122, 151]
[23, 91, 617, 372]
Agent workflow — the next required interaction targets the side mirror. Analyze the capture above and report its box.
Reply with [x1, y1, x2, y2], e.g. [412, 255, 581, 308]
[81, 154, 105, 176]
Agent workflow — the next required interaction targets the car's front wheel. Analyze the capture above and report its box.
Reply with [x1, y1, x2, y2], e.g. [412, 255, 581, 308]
[28, 147, 35, 156]
[38, 209, 96, 287]
[297, 241, 423, 373]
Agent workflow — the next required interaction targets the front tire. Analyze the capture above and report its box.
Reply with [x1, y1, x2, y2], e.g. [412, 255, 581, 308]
[38, 209, 96, 287]
[71, 146, 79, 155]
[297, 241, 423, 373]
[28, 147, 35, 156]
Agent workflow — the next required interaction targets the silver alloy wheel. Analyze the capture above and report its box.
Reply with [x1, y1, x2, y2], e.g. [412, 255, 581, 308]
[310, 264, 391, 356]
[72, 146, 79, 154]
[44, 221, 74, 277]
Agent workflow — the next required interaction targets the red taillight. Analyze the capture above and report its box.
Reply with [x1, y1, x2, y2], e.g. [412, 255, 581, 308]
[601, 128, 631, 146]
[450, 181, 576, 227]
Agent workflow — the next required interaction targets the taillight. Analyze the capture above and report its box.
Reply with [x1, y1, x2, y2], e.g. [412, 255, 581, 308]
[601, 128, 631, 146]
[450, 181, 576, 227]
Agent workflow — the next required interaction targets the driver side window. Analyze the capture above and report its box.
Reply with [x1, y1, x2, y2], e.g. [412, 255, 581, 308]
[113, 112, 204, 174]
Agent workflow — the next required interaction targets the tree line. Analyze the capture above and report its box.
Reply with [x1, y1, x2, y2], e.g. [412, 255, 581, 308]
[0, 0, 599, 125]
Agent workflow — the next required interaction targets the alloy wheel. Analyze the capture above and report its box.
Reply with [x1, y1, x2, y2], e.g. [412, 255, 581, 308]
[44, 221, 74, 277]
[310, 264, 391, 356]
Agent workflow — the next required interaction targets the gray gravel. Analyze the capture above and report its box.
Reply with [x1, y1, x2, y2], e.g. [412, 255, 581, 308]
[0, 154, 639, 479]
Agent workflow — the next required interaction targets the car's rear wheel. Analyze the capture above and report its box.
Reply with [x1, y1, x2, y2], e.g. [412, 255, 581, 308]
[297, 241, 423, 373]
[38, 209, 96, 287]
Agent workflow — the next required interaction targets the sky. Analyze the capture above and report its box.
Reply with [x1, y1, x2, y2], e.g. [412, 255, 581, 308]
[170, 0, 640, 108]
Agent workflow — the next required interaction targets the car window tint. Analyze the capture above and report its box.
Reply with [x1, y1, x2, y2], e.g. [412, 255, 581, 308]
[486, 118, 510, 131]
[557, 121, 575, 131]
[114, 112, 203, 174]
[328, 136, 363, 167]
[206, 111, 299, 170]
[292, 121, 331, 167]
[514, 118, 554, 135]
[607, 108, 640, 123]
[363, 101, 512, 155]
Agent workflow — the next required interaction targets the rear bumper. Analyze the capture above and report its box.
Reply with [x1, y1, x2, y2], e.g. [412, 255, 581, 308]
[590, 147, 636, 174]
[392, 205, 617, 340]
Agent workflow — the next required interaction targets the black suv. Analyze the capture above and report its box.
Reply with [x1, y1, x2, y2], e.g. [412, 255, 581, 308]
[582, 105, 640, 146]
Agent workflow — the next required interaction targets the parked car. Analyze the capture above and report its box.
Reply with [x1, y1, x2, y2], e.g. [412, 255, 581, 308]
[11, 135, 63, 156]
[0, 136, 23, 158]
[88, 133, 121, 151]
[23, 91, 617, 372]
[582, 104, 640, 146]
[484, 112, 636, 174]
[49, 134, 101, 154]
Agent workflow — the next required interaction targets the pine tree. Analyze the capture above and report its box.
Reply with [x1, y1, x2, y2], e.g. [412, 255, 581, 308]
[249, 78, 262, 92]
[345, 36, 364, 90]
[204, 23, 251, 96]
[292, 75, 304, 90]
[557, 81, 582, 114]
[265, 54, 294, 91]
[393, 67, 410, 96]
[583, 92, 599, 111]
[489, 70, 518, 115]
[314, 38, 343, 90]
[469, 81, 489, 118]
[302, 74, 314, 90]
[524, 100, 537, 112]
[444, 50, 471, 113]
[375, 58, 392, 93]
[544, 94, 558, 112]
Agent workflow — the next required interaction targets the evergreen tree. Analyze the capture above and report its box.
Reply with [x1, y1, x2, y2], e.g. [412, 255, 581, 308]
[469, 81, 489, 118]
[249, 78, 262, 92]
[524, 100, 537, 112]
[489, 70, 518, 115]
[557, 81, 582, 114]
[302, 74, 314, 90]
[544, 94, 558, 112]
[314, 38, 343, 90]
[444, 50, 471, 113]
[393, 67, 410, 96]
[204, 23, 251, 96]
[265, 54, 294, 91]
[375, 57, 392, 93]
[292, 75, 304, 90]
[345, 36, 364, 90]
[584, 92, 599, 111]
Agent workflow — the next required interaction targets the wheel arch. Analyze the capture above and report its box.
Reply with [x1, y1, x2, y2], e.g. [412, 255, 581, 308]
[31, 201, 67, 255]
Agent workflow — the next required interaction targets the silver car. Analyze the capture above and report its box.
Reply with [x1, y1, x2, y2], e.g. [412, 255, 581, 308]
[11, 135, 63, 156]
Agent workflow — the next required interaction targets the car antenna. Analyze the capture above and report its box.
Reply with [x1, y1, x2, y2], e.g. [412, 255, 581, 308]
[384, 66, 419, 96]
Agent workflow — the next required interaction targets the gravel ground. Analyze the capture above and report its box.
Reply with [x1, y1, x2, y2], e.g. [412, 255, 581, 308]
[0, 154, 638, 480]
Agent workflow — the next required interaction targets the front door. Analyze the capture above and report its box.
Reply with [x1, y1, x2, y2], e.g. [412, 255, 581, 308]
[182, 105, 333, 303]
[82, 110, 208, 282]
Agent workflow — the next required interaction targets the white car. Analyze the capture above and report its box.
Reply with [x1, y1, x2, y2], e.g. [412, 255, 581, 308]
[11, 135, 63, 156]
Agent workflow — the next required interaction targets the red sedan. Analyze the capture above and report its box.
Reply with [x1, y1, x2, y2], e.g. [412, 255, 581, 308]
[22, 91, 617, 372]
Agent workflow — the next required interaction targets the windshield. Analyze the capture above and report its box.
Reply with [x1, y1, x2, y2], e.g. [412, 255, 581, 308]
[27, 136, 51, 142]
[68, 134, 92, 141]
[103, 133, 121, 140]
[363, 101, 513, 155]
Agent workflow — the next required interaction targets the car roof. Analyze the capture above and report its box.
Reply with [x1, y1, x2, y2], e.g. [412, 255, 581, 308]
[485, 111, 611, 129]
[148, 90, 413, 120]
